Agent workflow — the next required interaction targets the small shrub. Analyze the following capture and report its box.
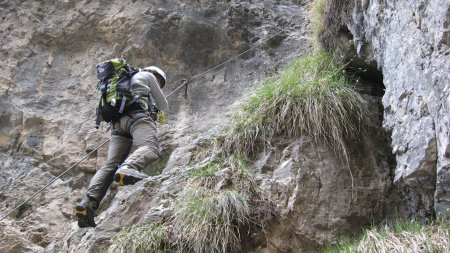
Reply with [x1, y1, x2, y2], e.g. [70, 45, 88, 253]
[110, 223, 170, 253]
[221, 51, 367, 160]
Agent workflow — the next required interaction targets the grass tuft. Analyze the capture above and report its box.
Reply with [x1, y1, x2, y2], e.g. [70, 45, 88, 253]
[221, 51, 367, 160]
[188, 161, 222, 178]
[110, 223, 170, 253]
[145, 155, 170, 176]
[172, 155, 273, 253]
[188, 160, 223, 188]
[309, 0, 354, 52]
[310, 0, 326, 45]
[323, 219, 450, 253]
[172, 188, 250, 253]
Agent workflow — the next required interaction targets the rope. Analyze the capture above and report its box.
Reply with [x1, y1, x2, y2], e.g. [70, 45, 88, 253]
[165, 21, 292, 98]
[0, 139, 110, 222]
[0, 20, 293, 222]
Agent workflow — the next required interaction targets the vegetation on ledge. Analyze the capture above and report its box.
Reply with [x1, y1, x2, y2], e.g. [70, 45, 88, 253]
[323, 219, 450, 253]
[221, 50, 368, 160]
[110, 156, 273, 253]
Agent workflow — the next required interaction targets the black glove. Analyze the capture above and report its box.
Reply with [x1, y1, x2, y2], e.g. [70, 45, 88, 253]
[148, 104, 159, 121]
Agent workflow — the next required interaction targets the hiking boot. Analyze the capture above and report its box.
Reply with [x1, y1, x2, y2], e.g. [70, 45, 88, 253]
[114, 166, 148, 186]
[74, 196, 97, 228]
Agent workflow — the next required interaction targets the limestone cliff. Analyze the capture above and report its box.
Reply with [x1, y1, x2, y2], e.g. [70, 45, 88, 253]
[322, 0, 450, 218]
[352, 0, 450, 218]
[0, 0, 448, 252]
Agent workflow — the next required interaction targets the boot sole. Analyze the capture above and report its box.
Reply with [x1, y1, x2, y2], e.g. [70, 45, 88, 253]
[74, 205, 96, 228]
[113, 172, 144, 186]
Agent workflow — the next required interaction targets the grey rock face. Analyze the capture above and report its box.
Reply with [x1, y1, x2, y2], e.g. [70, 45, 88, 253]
[0, 0, 311, 252]
[252, 134, 393, 252]
[350, 0, 450, 217]
[1, 0, 445, 252]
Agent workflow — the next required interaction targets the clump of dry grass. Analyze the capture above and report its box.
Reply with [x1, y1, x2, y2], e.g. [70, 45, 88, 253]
[324, 219, 450, 253]
[310, 0, 354, 51]
[310, 0, 326, 45]
[110, 223, 170, 253]
[172, 188, 250, 253]
[187, 160, 223, 188]
[221, 51, 367, 160]
[171, 155, 274, 253]
[110, 156, 273, 253]
[357, 225, 449, 253]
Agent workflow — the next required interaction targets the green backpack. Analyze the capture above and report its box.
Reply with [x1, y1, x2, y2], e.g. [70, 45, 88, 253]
[95, 58, 139, 127]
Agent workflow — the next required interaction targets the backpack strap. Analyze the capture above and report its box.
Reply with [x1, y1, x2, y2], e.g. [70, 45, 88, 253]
[95, 101, 103, 129]
[118, 95, 127, 114]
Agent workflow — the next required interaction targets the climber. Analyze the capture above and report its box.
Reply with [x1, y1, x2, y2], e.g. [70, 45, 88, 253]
[74, 64, 168, 228]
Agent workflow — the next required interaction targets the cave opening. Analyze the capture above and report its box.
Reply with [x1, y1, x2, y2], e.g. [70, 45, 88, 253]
[352, 63, 385, 97]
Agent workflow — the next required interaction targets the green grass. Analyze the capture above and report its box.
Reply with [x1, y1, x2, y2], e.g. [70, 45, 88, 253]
[172, 188, 250, 253]
[171, 155, 271, 253]
[188, 160, 223, 188]
[187, 155, 255, 190]
[227, 155, 256, 194]
[310, 0, 326, 44]
[323, 219, 450, 253]
[309, 0, 354, 52]
[110, 223, 170, 253]
[221, 51, 368, 160]
[188, 161, 222, 178]
[144, 155, 170, 176]
[110, 158, 271, 253]
[391, 218, 423, 234]
[228, 155, 252, 175]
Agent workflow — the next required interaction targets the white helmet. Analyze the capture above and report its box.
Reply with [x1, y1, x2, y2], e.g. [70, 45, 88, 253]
[143, 66, 166, 88]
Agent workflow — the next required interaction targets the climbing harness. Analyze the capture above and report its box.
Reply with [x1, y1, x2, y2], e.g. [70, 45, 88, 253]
[0, 139, 110, 222]
[0, 20, 293, 222]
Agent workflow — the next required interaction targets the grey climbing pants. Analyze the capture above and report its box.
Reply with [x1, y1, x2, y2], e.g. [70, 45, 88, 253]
[86, 113, 160, 203]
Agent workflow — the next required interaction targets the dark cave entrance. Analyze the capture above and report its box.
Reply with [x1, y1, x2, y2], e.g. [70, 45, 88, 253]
[352, 63, 385, 98]
[349, 55, 398, 185]
[346, 58, 386, 122]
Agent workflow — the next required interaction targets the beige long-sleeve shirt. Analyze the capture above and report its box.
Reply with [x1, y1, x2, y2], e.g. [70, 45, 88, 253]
[130, 71, 168, 111]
